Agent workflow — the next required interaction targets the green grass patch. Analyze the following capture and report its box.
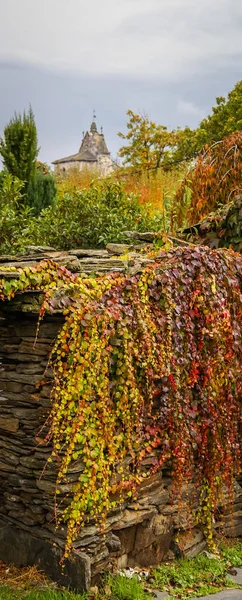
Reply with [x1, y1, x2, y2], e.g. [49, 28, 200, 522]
[0, 586, 88, 599]
[104, 574, 152, 600]
[152, 541, 242, 599]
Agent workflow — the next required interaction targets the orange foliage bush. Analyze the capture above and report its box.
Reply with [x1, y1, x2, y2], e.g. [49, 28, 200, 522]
[56, 166, 100, 197]
[175, 131, 242, 226]
[56, 166, 184, 214]
[121, 168, 183, 211]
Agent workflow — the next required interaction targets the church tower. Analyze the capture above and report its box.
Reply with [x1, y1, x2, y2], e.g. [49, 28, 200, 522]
[52, 117, 113, 176]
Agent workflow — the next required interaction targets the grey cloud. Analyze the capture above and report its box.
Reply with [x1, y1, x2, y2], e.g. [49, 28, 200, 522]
[0, 0, 241, 79]
[0, 60, 241, 167]
[0, 0, 241, 166]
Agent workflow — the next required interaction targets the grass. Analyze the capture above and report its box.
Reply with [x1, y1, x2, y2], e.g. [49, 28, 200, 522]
[0, 540, 241, 600]
[151, 540, 242, 599]
[104, 574, 153, 600]
[0, 589, 87, 600]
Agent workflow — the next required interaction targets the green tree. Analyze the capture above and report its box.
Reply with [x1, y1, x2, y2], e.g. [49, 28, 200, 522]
[118, 109, 176, 173]
[197, 80, 242, 147]
[174, 80, 242, 163]
[0, 173, 32, 253]
[0, 107, 39, 193]
[27, 162, 57, 215]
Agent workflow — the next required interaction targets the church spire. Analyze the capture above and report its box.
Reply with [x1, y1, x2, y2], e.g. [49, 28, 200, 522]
[90, 109, 97, 133]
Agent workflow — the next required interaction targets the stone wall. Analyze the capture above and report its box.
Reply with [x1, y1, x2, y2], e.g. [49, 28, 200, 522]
[0, 248, 241, 592]
[54, 155, 113, 177]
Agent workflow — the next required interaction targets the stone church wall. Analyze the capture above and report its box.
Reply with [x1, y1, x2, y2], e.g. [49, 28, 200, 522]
[54, 156, 113, 176]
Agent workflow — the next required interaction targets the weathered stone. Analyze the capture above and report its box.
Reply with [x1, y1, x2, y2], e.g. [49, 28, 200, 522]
[0, 371, 40, 384]
[106, 533, 122, 553]
[115, 525, 137, 555]
[134, 514, 171, 552]
[130, 531, 173, 567]
[0, 460, 17, 473]
[106, 243, 134, 255]
[0, 381, 23, 393]
[54, 256, 82, 272]
[16, 364, 43, 374]
[0, 520, 91, 592]
[69, 249, 109, 258]
[0, 449, 20, 465]
[190, 591, 242, 600]
[112, 508, 157, 530]
[123, 231, 156, 242]
[18, 342, 51, 356]
[25, 246, 56, 254]
[20, 455, 45, 468]
[0, 416, 19, 432]
[176, 528, 204, 553]
[185, 540, 207, 558]
[227, 567, 242, 585]
[223, 523, 242, 537]
[117, 554, 128, 569]
[152, 591, 170, 600]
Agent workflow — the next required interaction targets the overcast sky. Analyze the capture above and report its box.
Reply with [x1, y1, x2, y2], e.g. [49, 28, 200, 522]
[0, 0, 242, 165]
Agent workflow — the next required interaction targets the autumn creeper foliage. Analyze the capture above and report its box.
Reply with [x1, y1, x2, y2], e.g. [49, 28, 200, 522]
[176, 131, 242, 226]
[0, 247, 241, 558]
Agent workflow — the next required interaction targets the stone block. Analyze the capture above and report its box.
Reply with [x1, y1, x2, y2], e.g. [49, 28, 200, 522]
[0, 416, 19, 433]
[175, 528, 206, 557]
[135, 514, 171, 552]
[106, 243, 134, 255]
[112, 508, 157, 530]
[115, 525, 137, 554]
[106, 533, 122, 553]
[129, 531, 173, 567]
[0, 519, 91, 592]
[117, 554, 128, 569]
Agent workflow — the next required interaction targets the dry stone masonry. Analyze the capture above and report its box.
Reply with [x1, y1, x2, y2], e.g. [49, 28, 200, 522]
[0, 246, 241, 592]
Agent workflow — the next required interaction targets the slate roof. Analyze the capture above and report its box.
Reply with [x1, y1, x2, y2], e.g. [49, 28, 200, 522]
[52, 121, 110, 165]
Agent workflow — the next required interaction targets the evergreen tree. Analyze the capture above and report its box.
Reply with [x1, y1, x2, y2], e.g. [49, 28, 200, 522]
[0, 107, 39, 193]
[27, 163, 57, 215]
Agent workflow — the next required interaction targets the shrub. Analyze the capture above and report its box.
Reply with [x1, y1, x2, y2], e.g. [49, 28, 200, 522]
[175, 132, 242, 227]
[0, 173, 33, 254]
[20, 181, 164, 250]
[182, 195, 242, 253]
[26, 163, 57, 215]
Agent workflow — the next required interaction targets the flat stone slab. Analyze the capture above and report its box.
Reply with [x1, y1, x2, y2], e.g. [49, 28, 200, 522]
[152, 591, 169, 600]
[190, 590, 242, 600]
[228, 568, 242, 585]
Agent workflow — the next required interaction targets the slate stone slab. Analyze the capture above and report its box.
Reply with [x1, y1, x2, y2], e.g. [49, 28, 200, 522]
[0, 519, 91, 592]
[190, 591, 242, 600]
[152, 591, 170, 600]
[227, 567, 242, 585]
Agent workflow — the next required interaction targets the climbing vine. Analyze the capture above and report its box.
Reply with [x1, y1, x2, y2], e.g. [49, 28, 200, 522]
[175, 131, 242, 227]
[183, 196, 242, 254]
[0, 246, 242, 558]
